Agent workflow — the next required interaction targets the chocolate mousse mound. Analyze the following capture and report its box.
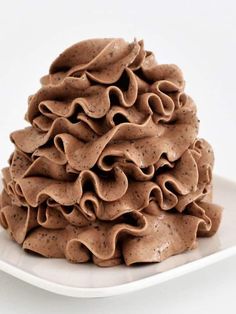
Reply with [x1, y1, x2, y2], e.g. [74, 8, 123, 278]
[0, 38, 222, 266]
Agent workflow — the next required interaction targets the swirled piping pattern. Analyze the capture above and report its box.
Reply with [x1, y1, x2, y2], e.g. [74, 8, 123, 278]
[0, 38, 222, 266]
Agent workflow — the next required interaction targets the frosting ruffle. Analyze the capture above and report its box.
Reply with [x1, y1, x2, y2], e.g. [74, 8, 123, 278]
[0, 38, 222, 266]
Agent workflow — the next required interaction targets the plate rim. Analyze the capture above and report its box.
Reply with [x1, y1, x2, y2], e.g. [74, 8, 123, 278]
[0, 175, 235, 298]
[0, 245, 236, 298]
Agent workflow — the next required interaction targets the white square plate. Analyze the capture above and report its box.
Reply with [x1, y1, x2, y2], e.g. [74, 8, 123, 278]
[0, 175, 235, 298]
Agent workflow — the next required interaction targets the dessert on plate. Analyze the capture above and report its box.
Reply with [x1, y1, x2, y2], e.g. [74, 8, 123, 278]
[0, 38, 222, 266]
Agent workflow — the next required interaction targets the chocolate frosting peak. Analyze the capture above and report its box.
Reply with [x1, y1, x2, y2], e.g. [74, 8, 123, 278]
[0, 38, 222, 266]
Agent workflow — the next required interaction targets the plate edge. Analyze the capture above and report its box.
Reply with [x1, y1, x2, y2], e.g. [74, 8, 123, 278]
[0, 246, 236, 298]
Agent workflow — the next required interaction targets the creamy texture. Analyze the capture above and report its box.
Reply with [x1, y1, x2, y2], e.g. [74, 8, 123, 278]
[0, 38, 222, 266]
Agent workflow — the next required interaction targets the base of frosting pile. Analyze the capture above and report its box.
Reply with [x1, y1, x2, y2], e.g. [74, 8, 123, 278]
[0, 38, 222, 267]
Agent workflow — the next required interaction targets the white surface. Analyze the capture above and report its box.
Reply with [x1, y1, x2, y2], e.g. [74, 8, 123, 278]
[0, 256, 235, 314]
[0, 0, 235, 312]
[0, 176, 235, 299]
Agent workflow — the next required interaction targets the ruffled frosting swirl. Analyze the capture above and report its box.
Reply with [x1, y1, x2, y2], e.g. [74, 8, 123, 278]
[0, 38, 222, 266]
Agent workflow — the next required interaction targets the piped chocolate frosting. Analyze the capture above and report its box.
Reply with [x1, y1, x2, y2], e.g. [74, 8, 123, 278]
[0, 38, 222, 266]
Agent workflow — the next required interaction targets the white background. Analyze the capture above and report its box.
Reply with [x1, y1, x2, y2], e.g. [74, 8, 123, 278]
[0, 0, 235, 313]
